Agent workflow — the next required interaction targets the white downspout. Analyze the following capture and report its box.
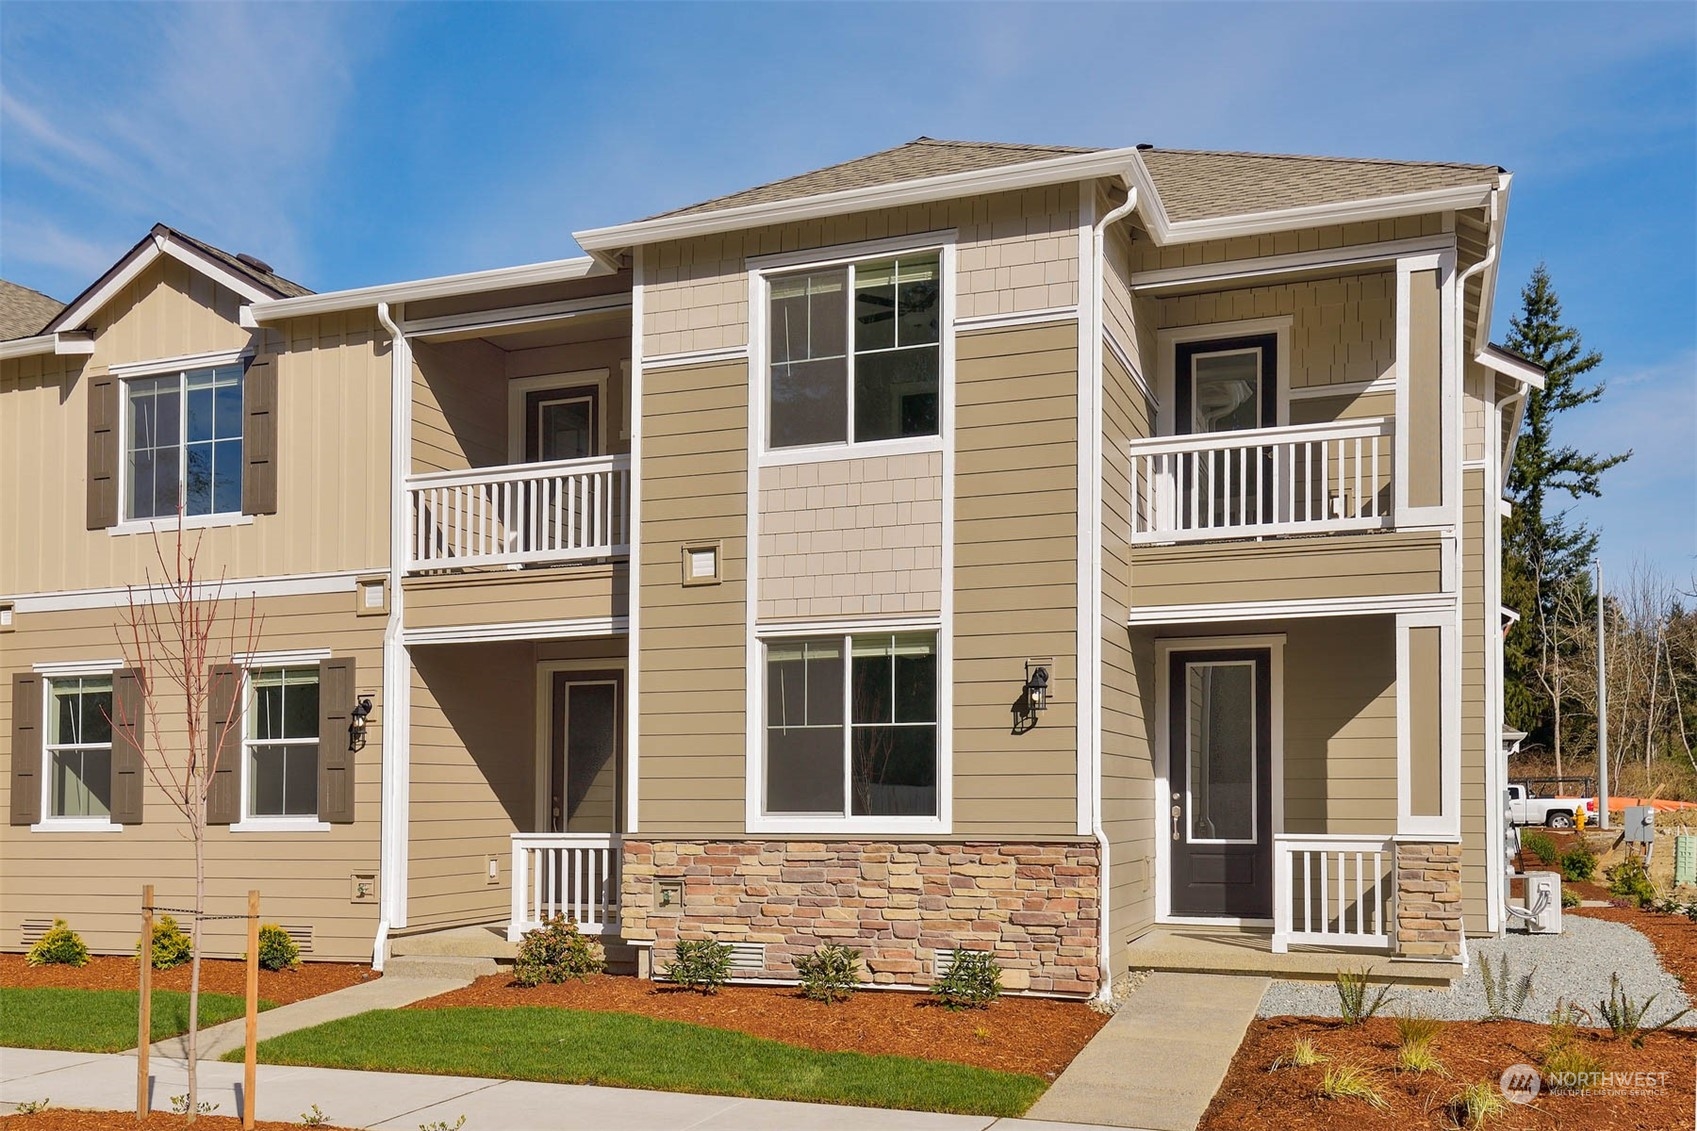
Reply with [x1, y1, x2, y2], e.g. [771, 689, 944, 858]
[372, 300, 412, 970]
[1089, 181, 1138, 1004]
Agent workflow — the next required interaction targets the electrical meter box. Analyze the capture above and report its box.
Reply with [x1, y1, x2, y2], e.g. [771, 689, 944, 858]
[1625, 806, 1656, 844]
[1676, 835, 1696, 886]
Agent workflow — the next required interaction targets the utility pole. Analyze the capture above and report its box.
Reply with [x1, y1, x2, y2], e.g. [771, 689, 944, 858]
[1597, 558, 1609, 830]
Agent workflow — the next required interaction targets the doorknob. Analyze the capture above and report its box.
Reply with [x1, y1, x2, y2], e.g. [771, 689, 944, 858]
[1171, 804, 1181, 842]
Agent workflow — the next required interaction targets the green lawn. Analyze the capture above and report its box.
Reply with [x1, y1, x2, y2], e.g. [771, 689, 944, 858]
[0, 987, 274, 1053]
[235, 1006, 1048, 1117]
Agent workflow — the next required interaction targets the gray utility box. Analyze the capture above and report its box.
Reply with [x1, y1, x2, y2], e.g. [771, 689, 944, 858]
[1625, 806, 1657, 844]
[1518, 871, 1563, 934]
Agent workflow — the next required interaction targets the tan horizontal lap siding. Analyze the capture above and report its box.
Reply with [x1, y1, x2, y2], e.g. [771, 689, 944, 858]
[0, 593, 384, 961]
[636, 360, 748, 836]
[1, 260, 389, 595]
[1129, 530, 1443, 608]
[953, 322, 1077, 837]
[403, 566, 628, 631]
[1461, 470, 1489, 924]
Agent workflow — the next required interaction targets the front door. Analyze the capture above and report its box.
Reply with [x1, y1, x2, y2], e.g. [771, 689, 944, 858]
[549, 671, 622, 834]
[1168, 648, 1273, 918]
[1173, 335, 1278, 528]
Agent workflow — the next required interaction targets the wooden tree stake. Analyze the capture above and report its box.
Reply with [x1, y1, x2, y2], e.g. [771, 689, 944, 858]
[137, 883, 153, 1120]
[244, 890, 259, 1131]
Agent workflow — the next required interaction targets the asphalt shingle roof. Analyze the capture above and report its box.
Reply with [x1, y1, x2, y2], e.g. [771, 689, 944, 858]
[0, 279, 66, 341]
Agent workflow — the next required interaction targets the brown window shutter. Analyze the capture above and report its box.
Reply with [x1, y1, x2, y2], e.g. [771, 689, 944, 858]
[110, 668, 146, 825]
[86, 366, 119, 529]
[10, 673, 43, 826]
[205, 664, 243, 825]
[242, 355, 278, 515]
[317, 657, 356, 824]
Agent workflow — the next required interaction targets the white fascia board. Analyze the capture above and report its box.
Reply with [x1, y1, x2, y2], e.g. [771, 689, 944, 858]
[1476, 344, 1546, 390]
[573, 149, 1144, 253]
[249, 255, 606, 322]
[1134, 177, 1494, 249]
[0, 335, 57, 361]
[1128, 234, 1454, 293]
[1473, 173, 1512, 353]
[54, 333, 96, 355]
[50, 232, 273, 336]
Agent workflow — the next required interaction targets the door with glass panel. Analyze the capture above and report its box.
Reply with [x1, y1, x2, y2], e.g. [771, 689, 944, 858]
[1172, 335, 1278, 530]
[520, 384, 599, 554]
[548, 671, 621, 834]
[1167, 648, 1273, 918]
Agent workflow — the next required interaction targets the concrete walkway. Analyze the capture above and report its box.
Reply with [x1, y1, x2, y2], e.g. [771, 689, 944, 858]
[1026, 972, 1268, 1131]
[1, 1048, 1144, 1131]
[149, 973, 471, 1060]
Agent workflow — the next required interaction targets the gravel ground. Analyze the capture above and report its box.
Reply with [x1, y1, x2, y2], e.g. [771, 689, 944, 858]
[1257, 915, 1697, 1025]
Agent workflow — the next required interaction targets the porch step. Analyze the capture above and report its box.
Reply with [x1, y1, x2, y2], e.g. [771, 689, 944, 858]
[1126, 927, 1460, 986]
[383, 954, 500, 980]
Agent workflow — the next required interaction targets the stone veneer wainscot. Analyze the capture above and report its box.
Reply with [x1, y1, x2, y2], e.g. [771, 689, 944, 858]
[620, 840, 1101, 995]
[1395, 841, 1464, 958]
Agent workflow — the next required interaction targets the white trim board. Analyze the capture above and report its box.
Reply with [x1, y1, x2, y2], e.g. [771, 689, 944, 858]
[1126, 591, 1455, 626]
[250, 257, 605, 322]
[1395, 608, 1462, 839]
[6, 569, 370, 613]
[643, 345, 749, 371]
[109, 347, 253, 379]
[31, 659, 127, 676]
[1287, 377, 1396, 401]
[404, 294, 631, 340]
[51, 229, 279, 335]
[1128, 234, 1454, 293]
[231, 648, 332, 667]
[402, 616, 629, 646]
[955, 306, 1078, 333]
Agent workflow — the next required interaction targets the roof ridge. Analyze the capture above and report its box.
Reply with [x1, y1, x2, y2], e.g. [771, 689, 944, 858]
[909, 137, 1099, 154]
[1145, 146, 1499, 173]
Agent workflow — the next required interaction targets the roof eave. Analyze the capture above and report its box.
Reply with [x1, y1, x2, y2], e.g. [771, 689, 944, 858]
[249, 255, 607, 322]
[47, 227, 284, 334]
[573, 147, 1145, 253]
[1131, 174, 1498, 246]
[1477, 341, 1546, 390]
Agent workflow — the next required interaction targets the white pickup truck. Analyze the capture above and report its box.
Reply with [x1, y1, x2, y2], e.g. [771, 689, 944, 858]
[1506, 783, 1594, 829]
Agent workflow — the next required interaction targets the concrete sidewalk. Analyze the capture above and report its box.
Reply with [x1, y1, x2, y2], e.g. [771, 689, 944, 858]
[149, 973, 470, 1060]
[0, 1048, 1146, 1131]
[1026, 972, 1267, 1131]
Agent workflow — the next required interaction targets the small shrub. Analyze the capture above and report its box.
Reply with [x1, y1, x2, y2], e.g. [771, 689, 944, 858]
[663, 938, 733, 994]
[254, 923, 301, 972]
[1561, 887, 1581, 909]
[931, 949, 1002, 1010]
[1605, 856, 1656, 907]
[1450, 1080, 1507, 1128]
[1317, 1063, 1386, 1108]
[1652, 895, 1682, 915]
[419, 1119, 465, 1131]
[169, 1094, 218, 1116]
[25, 920, 88, 968]
[1520, 829, 1558, 865]
[140, 915, 193, 970]
[1396, 1040, 1446, 1075]
[793, 943, 861, 1003]
[1392, 1013, 1445, 1074]
[1684, 902, 1697, 924]
[1542, 1040, 1606, 1083]
[1560, 843, 1597, 881]
[1334, 968, 1392, 1024]
[299, 1105, 330, 1127]
[1479, 953, 1534, 1020]
[1597, 972, 1691, 1046]
[1269, 1036, 1326, 1070]
[513, 915, 605, 986]
[12, 1099, 49, 1115]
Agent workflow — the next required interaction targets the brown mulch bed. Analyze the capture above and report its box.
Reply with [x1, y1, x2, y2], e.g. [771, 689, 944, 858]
[408, 974, 1107, 1080]
[1201, 1016, 1697, 1131]
[0, 955, 375, 1005]
[1572, 904, 1697, 991]
[1, 1113, 357, 1131]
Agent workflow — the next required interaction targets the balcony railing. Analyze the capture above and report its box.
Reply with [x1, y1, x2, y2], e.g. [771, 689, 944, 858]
[508, 833, 621, 940]
[1129, 418, 1394, 544]
[1271, 834, 1394, 954]
[407, 454, 631, 571]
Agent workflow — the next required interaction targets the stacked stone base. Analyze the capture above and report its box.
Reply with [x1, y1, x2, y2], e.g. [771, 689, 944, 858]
[1395, 841, 1463, 958]
[620, 840, 1100, 995]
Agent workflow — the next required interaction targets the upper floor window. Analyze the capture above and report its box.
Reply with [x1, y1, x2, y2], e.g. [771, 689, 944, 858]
[767, 253, 941, 450]
[125, 364, 244, 521]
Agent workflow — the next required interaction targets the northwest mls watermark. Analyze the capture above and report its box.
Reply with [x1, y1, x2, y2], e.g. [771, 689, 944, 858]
[1500, 1062, 1674, 1103]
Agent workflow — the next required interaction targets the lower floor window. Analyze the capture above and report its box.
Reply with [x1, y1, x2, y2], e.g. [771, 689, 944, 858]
[246, 667, 319, 819]
[765, 632, 937, 819]
[46, 676, 114, 819]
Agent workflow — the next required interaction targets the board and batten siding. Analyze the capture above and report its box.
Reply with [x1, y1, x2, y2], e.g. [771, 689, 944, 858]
[635, 359, 749, 836]
[1, 260, 389, 596]
[0, 593, 384, 960]
[1129, 530, 1444, 608]
[952, 322, 1079, 837]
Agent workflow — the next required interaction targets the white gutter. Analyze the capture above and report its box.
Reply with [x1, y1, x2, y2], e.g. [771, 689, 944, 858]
[371, 300, 412, 970]
[251, 256, 606, 322]
[1087, 180, 1139, 1005]
[0, 334, 56, 361]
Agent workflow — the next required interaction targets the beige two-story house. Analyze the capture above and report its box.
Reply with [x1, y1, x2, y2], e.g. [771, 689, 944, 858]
[1, 139, 1543, 996]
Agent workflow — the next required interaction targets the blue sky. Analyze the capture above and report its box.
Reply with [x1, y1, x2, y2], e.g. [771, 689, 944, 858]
[3, 2, 1692, 578]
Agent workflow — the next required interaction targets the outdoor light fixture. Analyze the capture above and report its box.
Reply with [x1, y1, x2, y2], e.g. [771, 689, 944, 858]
[1022, 661, 1051, 722]
[349, 696, 373, 752]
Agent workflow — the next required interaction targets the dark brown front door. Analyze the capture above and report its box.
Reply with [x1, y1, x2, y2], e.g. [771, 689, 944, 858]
[525, 385, 600, 464]
[1168, 648, 1273, 917]
[549, 671, 622, 834]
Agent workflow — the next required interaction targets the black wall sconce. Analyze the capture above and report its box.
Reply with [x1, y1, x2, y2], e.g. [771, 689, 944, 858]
[1012, 660, 1051, 734]
[349, 696, 373, 752]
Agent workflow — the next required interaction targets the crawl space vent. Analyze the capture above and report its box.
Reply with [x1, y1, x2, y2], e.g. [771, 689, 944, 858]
[281, 924, 314, 955]
[18, 919, 52, 948]
[933, 948, 962, 977]
[723, 942, 766, 970]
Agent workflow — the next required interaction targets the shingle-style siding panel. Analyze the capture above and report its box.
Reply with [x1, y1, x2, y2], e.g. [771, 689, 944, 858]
[757, 452, 943, 621]
[0, 593, 384, 960]
[643, 187, 1080, 358]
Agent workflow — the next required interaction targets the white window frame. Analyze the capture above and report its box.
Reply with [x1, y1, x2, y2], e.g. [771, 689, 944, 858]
[1154, 317, 1292, 437]
[506, 369, 611, 465]
[112, 348, 252, 535]
[1181, 658, 1260, 846]
[33, 661, 126, 833]
[1395, 609, 1461, 840]
[749, 232, 956, 468]
[749, 620, 948, 835]
[232, 663, 330, 833]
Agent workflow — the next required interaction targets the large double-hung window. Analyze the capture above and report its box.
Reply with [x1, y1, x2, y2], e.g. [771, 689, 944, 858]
[125, 364, 244, 521]
[767, 252, 941, 450]
[764, 632, 938, 819]
[45, 676, 114, 819]
[244, 666, 321, 820]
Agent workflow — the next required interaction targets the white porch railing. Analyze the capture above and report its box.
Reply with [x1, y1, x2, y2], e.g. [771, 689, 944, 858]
[1129, 418, 1394, 543]
[1271, 834, 1394, 954]
[407, 454, 631, 571]
[508, 833, 621, 941]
